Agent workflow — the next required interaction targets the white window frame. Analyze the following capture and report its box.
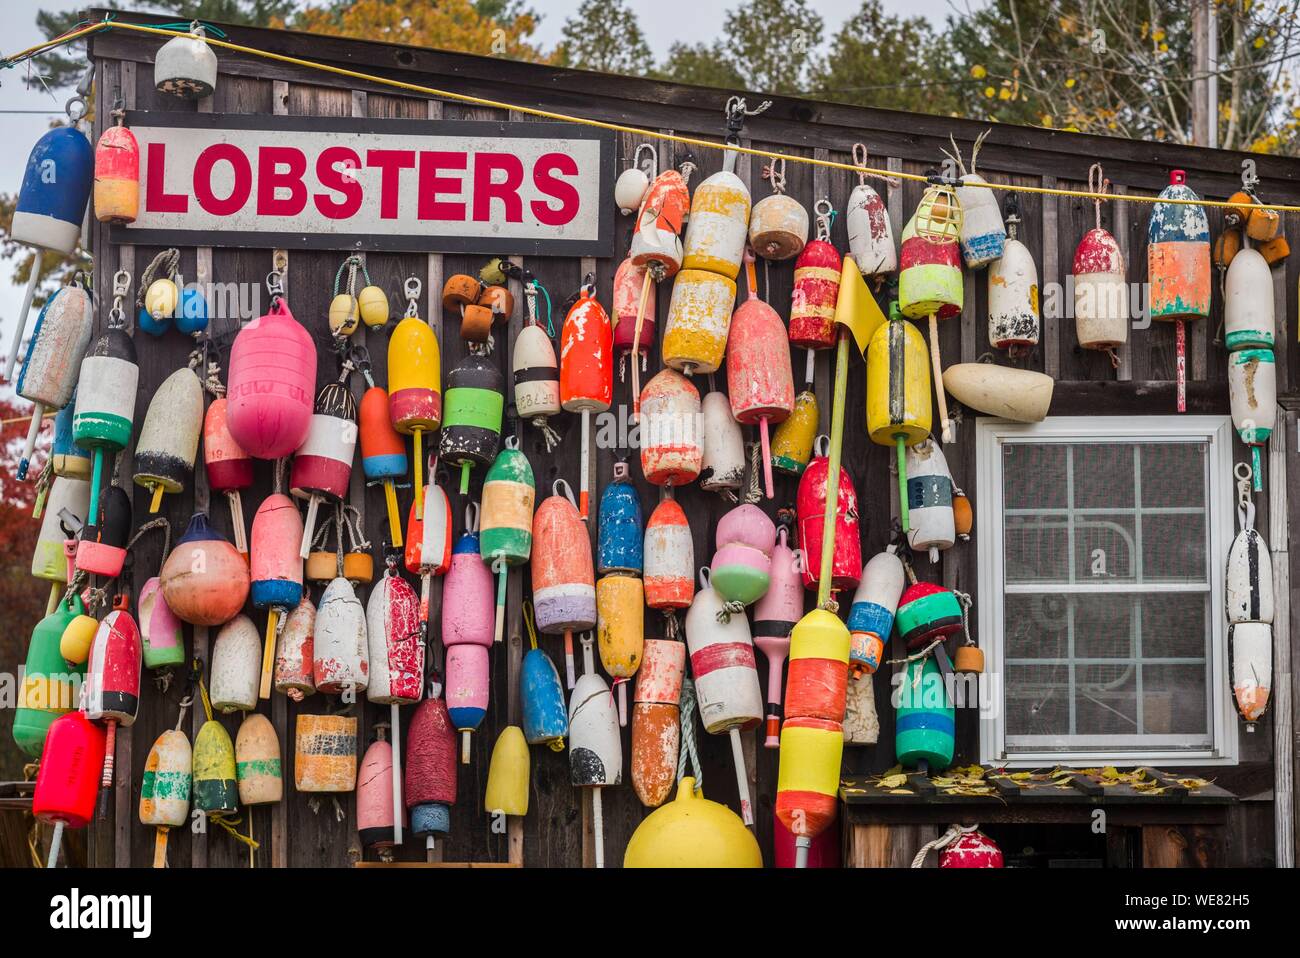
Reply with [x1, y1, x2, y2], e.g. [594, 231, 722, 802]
[976, 415, 1239, 767]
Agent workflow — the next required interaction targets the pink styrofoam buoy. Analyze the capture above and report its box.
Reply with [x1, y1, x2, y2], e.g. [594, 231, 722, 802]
[226, 298, 316, 459]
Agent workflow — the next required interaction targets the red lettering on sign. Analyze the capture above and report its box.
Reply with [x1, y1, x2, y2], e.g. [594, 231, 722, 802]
[258, 146, 308, 216]
[531, 152, 579, 226]
[315, 147, 363, 220]
[144, 143, 188, 214]
[367, 149, 416, 219]
[472, 153, 523, 223]
[417, 151, 467, 221]
[194, 144, 251, 216]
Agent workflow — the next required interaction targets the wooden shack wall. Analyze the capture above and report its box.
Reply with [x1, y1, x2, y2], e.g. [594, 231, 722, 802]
[86, 13, 1300, 868]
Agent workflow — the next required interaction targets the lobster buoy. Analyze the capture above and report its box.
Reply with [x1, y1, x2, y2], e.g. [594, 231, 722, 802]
[988, 198, 1039, 350]
[560, 284, 613, 518]
[4, 123, 93, 388]
[51, 399, 90, 480]
[1232, 622, 1272, 724]
[728, 251, 794, 496]
[1073, 226, 1129, 355]
[210, 614, 261, 713]
[533, 483, 595, 688]
[906, 438, 955, 563]
[295, 714, 357, 793]
[513, 322, 561, 446]
[33, 711, 105, 867]
[848, 550, 904, 676]
[644, 497, 694, 613]
[615, 164, 651, 217]
[155, 22, 218, 99]
[360, 385, 408, 549]
[417, 484, 454, 615]
[1227, 509, 1273, 625]
[251, 493, 304, 698]
[73, 327, 138, 522]
[133, 366, 203, 514]
[682, 169, 750, 279]
[749, 185, 808, 261]
[274, 597, 316, 701]
[31, 477, 89, 585]
[291, 372, 357, 558]
[896, 656, 953, 770]
[14, 597, 87, 758]
[685, 577, 763, 824]
[942, 362, 1053, 422]
[699, 391, 745, 498]
[639, 368, 702, 486]
[160, 512, 249, 626]
[76, 485, 131, 579]
[140, 729, 191, 867]
[1149, 170, 1210, 412]
[631, 167, 691, 277]
[192, 720, 238, 817]
[15, 283, 94, 480]
[846, 147, 897, 277]
[663, 269, 736, 377]
[443, 513, 494, 761]
[482, 439, 536, 643]
[775, 609, 850, 863]
[710, 503, 776, 609]
[366, 569, 424, 706]
[138, 573, 184, 671]
[770, 389, 819, 477]
[954, 179, 1004, 269]
[796, 443, 861, 594]
[485, 726, 530, 821]
[1228, 349, 1276, 455]
[236, 713, 282, 806]
[83, 609, 141, 803]
[775, 816, 840, 868]
[1224, 247, 1275, 351]
[441, 351, 504, 495]
[446, 643, 489, 764]
[569, 669, 622, 868]
[790, 231, 842, 362]
[389, 296, 442, 515]
[940, 828, 1004, 868]
[896, 582, 963, 651]
[624, 777, 762, 868]
[597, 461, 642, 576]
[358, 730, 399, 851]
[522, 602, 568, 750]
[866, 303, 931, 531]
[631, 638, 684, 807]
[313, 576, 368, 695]
[94, 109, 139, 224]
[613, 257, 656, 373]
[202, 398, 252, 554]
[227, 298, 316, 459]
[753, 524, 801, 747]
[405, 696, 458, 848]
[597, 573, 644, 725]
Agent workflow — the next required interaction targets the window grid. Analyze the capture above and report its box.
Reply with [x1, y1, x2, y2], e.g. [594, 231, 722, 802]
[1002, 440, 1212, 745]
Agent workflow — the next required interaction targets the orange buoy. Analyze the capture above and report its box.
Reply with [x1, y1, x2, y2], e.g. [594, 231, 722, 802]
[559, 282, 613, 519]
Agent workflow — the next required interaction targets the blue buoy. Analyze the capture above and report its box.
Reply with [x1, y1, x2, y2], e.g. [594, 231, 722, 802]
[597, 461, 643, 576]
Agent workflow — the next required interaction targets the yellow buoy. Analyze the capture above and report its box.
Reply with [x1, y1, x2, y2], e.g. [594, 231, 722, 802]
[59, 613, 98, 666]
[328, 293, 359, 338]
[358, 285, 390, 328]
[770, 389, 819, 477]
[624, 777, 762, 868]
[484, 725, 530, 817]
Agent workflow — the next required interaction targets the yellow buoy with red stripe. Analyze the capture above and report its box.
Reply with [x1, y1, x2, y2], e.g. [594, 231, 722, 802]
[776, 608, 849, 866]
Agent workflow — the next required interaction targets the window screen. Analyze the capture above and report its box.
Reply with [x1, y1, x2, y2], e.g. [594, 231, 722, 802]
[1000, 440, 1214, 752]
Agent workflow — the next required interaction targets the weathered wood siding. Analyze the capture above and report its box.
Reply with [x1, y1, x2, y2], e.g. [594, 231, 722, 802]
[87, 12, 1300, 867]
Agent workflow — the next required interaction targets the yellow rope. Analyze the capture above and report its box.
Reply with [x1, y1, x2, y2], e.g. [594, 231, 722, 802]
[11, 19, 1300, 214]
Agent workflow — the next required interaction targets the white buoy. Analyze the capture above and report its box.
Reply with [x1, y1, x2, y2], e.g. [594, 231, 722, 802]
[314, 576, 369, 695]
[569, 670, 621, 868]
[1224, 247, 1275, 351]
[905, 438, 955, 563]
[210, 614, 261, 713]
[699, 391, 745, 497]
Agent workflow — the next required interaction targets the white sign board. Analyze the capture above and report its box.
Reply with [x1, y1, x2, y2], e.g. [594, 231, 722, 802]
[115, 112, 615, 256]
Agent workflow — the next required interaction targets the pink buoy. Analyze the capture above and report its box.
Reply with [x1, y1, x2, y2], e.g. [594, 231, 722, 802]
[226, 298, 316, 460]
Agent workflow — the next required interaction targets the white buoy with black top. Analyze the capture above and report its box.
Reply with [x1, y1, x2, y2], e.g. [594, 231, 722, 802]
[569, 662, 621, 869]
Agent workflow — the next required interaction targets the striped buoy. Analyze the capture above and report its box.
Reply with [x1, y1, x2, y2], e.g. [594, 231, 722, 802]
[295, 713, 358, 792]
[631, 637, 684, 807]
[644, 497, 694, 613]
[441, 350, 504, 495]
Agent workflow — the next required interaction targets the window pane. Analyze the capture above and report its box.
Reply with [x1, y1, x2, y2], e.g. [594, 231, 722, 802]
[1003, 443, 1067, 510]
[996, 435, 1217, 758]
[1005, 663, 1071, 737]
[1005, 594, 1068, 659]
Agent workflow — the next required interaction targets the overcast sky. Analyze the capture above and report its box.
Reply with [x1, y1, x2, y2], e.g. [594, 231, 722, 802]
[0, 0, 974, 358]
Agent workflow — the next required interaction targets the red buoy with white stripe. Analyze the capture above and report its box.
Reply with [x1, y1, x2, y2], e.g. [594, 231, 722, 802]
[82, 608, 141, 815]
[292, 367, 357, 559]
[644, 497, 694, 614]
[559, 282, 613, 519]
[368, 565, 423, 845]
[639, 369, 702, 487]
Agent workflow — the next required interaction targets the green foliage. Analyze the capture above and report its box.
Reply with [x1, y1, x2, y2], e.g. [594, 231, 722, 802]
[556, 0, 653, 75]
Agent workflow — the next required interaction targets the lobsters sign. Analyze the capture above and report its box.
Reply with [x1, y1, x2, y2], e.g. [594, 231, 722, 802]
[115, 112, 615, 257]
